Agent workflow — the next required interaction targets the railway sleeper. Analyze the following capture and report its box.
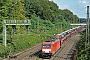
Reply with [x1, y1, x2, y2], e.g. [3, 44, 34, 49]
[29, 50, 41, 57]
[9, 55, 17, 59]
[53, 56, 63, 58]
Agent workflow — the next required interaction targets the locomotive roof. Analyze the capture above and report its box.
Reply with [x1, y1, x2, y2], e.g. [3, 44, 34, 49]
[45, 38, 58, 43]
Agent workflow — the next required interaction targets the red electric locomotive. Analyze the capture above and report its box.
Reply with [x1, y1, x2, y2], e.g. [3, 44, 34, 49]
[42, 38, 60, 57]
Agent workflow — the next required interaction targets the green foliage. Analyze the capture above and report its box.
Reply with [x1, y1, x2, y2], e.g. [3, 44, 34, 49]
[24, 0, 77, 23]
[76, 32, 89, 60]
[6, 0, 26, 20]
[0, 21, 2, 33]
[59, 9, 79, 23]
[0, 0, 27, 33]
[0, 0, 79, 33]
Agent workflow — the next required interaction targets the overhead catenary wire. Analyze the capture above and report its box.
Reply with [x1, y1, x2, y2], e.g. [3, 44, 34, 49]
[75, 7, 86, 15]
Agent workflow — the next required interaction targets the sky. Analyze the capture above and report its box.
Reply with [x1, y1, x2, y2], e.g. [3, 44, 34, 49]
[49, 0, 90, 18]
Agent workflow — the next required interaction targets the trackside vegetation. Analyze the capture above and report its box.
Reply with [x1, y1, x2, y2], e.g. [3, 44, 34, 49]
[76, 32, 90, 60]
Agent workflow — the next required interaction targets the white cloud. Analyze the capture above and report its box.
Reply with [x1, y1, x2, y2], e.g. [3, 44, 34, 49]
[49, 0, 53, 1]
[79, 0, 87, 5]
[65, 5, 69, 9]
[59, 5, 69, 9]
[79, 1, 82, 3]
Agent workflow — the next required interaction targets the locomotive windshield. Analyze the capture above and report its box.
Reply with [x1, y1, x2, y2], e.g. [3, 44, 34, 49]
[43, 44, 51, 47]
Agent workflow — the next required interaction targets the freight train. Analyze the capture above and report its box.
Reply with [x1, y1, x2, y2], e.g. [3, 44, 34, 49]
[41, 26, 84, 57]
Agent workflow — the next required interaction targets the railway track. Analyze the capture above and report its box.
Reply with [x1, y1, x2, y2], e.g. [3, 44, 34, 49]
[3, 33, 81, 60]
[3, 43, 42, 60]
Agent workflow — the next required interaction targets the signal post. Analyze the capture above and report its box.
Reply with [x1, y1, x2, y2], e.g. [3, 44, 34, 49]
[3, 20, 31, 46]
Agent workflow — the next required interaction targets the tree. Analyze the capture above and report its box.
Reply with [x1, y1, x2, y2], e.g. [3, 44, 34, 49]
[24, 0, 60, 21]
[7, 0, 26, 20]
[0, 0, 8, 33]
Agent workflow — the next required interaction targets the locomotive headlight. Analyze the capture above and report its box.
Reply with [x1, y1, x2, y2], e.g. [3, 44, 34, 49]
[49, 51, 51, 52]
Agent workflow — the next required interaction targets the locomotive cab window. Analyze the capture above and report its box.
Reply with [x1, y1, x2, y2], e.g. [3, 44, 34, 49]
[60, 35, 62, 39]
[43, 44, 52, 47]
